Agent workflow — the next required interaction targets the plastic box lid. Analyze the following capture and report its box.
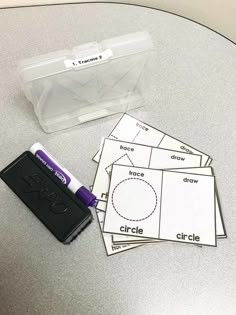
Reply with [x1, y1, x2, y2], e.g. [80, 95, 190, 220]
[19, 31, 154, 132]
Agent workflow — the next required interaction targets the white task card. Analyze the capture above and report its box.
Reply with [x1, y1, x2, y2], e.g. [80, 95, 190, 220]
[112, 234, 161, 244]
[159, 171, 216, 246]
[93, 113, 211, 166]
[104, 166, 163, 239]
[96, 200, 107, 211]
[168, 167, 226, 238]
[103, 165, 216, 246]
[96, 210, 141, 256]
[94, 166, 225, 239]
[92, 138, 202, 202]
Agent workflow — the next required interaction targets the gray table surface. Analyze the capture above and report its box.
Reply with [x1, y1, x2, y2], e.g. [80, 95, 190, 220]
[0, 3, 236, 315]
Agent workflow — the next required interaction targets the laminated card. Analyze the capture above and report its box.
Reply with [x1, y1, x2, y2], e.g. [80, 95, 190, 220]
[92, 139, 202, 202]
[103, 165, 216, 246]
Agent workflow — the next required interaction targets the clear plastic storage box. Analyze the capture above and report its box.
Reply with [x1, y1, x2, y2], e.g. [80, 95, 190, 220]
[19, 31, 154, 133]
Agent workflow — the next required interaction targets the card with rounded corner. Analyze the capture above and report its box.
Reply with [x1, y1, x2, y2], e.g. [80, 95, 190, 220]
[104, 165, 216, 247]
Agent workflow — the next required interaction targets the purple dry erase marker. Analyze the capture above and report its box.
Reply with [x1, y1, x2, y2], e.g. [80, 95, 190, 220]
[30, 143, 96, 207]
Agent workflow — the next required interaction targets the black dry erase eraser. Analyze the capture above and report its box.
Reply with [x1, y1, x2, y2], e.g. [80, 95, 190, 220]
[0, 151, 92, 244]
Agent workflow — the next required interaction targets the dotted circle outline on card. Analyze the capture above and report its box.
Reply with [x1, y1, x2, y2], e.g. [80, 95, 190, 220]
[111, 178, 158, 222]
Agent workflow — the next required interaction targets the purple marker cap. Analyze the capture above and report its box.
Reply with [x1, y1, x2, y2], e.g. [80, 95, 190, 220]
[76, 186, 97, 207]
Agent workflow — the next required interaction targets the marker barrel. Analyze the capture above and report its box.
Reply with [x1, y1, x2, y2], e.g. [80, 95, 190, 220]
[30, 143, 96, 207]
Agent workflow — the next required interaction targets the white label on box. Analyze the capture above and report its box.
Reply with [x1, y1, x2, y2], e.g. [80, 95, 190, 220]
[64, 49, 113, 69]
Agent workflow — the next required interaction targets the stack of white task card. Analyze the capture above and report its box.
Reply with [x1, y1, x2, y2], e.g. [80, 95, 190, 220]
[91, 113, 227, 256]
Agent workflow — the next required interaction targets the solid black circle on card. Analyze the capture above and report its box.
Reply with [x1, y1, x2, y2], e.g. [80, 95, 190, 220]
[111, 178, 157, 221]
